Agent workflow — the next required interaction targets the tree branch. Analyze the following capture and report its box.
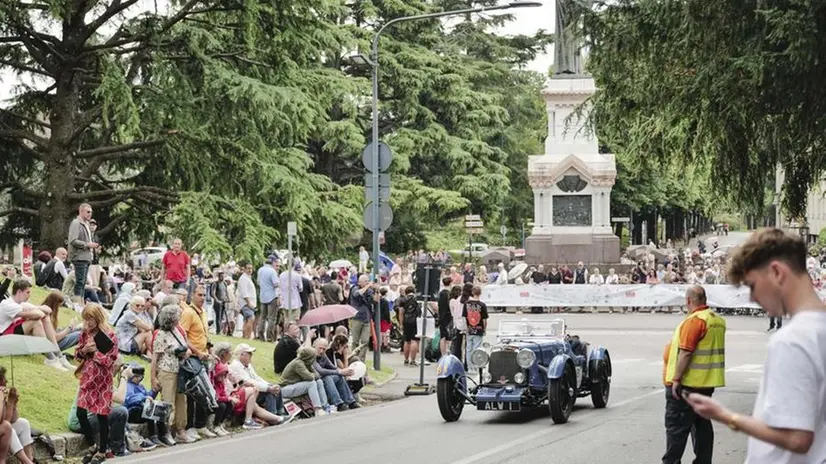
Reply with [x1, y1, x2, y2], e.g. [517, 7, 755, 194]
[84, 0, 203, 54]
[95, 215, 123, 236]
[0, 129, 49, 148]
[69, 185, 178, 201]
[0, 207, 39, 218]
[68, 106, 102, 142]
[0, 58, 53, 78]
[0, 108, 51, 128]
[87, 195, 129, 208]
[78, 151, 152, 180]
[76, 139, 165, 158]
[0, 181, 45, 198]
[83, 0, 142, 40]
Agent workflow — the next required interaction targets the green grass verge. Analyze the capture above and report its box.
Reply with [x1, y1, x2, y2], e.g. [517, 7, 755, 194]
[11, 287, 393, 434]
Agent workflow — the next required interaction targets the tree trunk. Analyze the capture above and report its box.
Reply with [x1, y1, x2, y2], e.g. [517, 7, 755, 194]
[39, 71, 80, 251]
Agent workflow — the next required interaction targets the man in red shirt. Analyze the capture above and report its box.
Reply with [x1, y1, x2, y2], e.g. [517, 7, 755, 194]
[161, 239, 190, 289]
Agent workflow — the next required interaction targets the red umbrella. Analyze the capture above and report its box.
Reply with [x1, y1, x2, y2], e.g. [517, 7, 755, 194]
[298, 304, 358, 327]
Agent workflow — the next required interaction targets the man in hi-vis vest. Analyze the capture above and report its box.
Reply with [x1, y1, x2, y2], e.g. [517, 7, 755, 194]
[662, 286, 726, 464]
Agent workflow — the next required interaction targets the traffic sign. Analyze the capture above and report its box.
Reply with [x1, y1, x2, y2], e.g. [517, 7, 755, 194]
[287, 221, 297, 236]
[465, 214, 481, 221]
[365, 173, 390, 187]
[611, 217, 631, 223]
[362, 142, 392, 173]
[465, 221, 484, 228]
[467, 228, 484, 235]
[364, 174, 390, 201]
[500, 225, 508, 236]
[363, 201, 394, 232]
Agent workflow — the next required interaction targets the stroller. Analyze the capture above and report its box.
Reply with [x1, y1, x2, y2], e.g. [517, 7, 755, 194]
[424, 328, 441, 363]
[389, 320, 403, 350]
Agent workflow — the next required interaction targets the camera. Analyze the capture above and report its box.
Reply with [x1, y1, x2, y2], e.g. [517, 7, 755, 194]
[131, 366, 145, 377]
[173, 346, 189, 359]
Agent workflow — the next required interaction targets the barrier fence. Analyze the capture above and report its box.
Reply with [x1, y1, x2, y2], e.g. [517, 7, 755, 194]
[479, 284, 826, 309]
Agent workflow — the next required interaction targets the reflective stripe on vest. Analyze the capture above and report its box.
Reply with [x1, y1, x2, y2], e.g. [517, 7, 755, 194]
[665, 309, 726, 388]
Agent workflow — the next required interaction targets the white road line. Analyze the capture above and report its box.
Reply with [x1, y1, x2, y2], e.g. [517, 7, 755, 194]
[578, 330, 765, 336]
[726, 364, 763, 373]
[450, 389, 663, 464]
[610, 358, 645, 364]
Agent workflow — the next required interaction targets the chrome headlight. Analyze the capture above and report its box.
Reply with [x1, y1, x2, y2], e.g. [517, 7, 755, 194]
[516, 349, 537, 368]
[470, 349, 490, 368]
[513, 372, 526, 384]
[482, 372, 492, 383]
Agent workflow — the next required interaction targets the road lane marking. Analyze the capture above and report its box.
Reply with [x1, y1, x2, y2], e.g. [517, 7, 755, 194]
[609, 358, 644, 364]
[727, 364, 763, 373]
[450, 389, 663, 464]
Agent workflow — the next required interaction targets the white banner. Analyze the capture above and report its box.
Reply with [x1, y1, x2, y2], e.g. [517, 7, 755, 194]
[480, 284, 826, 308]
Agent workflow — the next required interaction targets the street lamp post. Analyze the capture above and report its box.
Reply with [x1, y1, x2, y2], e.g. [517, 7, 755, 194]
[363, 0, 541, 371]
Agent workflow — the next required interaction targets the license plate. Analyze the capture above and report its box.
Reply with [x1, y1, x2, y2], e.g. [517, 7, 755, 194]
[477, 401, 521, 411]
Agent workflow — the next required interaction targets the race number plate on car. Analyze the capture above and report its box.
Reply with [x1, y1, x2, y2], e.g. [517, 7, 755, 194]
[477, 401, 521, 411]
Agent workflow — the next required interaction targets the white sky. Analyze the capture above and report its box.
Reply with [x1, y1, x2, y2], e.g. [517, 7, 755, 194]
[0, 1, 554, 101]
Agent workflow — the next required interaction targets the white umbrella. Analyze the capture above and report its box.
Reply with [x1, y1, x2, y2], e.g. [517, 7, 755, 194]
[0, 335, 60, 385]
[508, 262, 528, 280]
[329, 259, 353, 270]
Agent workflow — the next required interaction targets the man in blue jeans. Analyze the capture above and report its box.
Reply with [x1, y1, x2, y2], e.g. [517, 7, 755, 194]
[66, 203, 99, 304]
[312, 338, 360, 411]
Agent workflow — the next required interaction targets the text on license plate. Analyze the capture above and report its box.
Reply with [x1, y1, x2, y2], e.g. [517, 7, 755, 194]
[477, 401, 521, 411]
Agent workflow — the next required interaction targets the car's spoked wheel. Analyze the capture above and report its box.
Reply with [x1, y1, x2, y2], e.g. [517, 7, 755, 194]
[548, 364, 575, 424]
[437, 376, 465, 422]
[591, 355, 611, 409]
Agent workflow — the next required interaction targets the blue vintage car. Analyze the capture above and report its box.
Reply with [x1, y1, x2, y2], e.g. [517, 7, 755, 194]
[435, 319, 612, 424]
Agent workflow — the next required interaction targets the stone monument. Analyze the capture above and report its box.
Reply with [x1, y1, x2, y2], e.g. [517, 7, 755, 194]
[524, 0, 620, 264]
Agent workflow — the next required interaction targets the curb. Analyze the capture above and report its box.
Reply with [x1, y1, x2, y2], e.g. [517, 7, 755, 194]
[32, 371, 403, 461]
[371, 369, 399, 388]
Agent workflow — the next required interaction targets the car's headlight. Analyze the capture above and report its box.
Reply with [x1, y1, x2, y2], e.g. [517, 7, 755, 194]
[513, 372, 526, 384]
[482, 372, 492, 383]
[516, 349, 536, 368]
[470, 349, 490, 368]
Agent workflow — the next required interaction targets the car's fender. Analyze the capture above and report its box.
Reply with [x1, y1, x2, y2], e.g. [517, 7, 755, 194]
[547, 353, 574, 380]
[588, 346, 611, 381]
[436, 354, 466, 380]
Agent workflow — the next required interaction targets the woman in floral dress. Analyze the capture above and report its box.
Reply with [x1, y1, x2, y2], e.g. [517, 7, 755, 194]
[74, 304, 118, 464]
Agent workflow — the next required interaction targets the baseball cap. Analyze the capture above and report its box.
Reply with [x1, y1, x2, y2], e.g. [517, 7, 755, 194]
[266, 254, 278, 264]
[234, 343, 256, 357]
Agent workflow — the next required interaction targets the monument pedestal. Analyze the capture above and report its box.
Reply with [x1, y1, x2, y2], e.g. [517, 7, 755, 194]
[525, 234, 620, 265]
[525, 76, 620, 265]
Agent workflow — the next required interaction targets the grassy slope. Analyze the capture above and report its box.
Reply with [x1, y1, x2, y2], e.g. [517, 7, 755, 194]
[13, 287, 393, 433]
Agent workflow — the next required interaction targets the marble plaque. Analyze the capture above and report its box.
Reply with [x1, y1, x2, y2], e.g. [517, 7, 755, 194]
[553, 195, 592, 226]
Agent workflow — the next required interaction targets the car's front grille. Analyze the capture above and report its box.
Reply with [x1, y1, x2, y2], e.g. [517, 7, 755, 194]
[488, 350, 521, 384]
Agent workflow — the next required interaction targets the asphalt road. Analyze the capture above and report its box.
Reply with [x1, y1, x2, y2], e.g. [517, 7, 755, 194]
[120, 312, 769, 464]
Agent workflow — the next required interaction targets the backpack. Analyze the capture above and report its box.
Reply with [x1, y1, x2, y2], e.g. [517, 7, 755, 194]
[401, 296, 420, 324]
[35, 259, 56, 287]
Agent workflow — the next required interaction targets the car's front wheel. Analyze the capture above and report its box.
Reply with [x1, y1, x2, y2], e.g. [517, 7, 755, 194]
[437, 377, 465, 422]
[548, 363, 576, 424]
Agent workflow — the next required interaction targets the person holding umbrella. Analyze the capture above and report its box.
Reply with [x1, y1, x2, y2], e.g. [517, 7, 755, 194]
[74, 304, 119, 464]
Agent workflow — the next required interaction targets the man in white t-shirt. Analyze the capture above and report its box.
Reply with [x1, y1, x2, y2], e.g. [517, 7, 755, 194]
[0, 279, 72, 371]
[236, 261, 257, 339]
[686, 228, 825, 463]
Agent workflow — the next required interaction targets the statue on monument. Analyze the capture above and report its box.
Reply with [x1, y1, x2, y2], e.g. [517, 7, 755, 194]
[554, 0, 593, 76]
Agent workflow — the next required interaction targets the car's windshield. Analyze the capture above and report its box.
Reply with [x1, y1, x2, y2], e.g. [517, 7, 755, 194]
[498, 320, 565, 339]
